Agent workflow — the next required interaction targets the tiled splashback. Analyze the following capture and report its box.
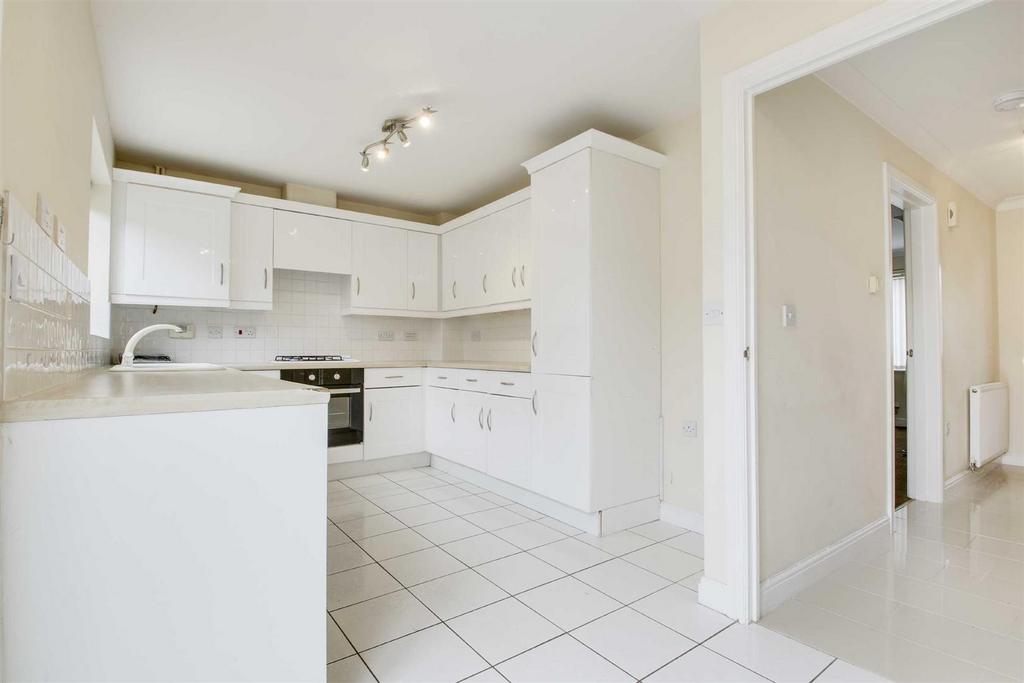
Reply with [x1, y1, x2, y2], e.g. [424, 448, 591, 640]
[112, 270, 533, 365]
[112, 270, 444, 363]
[2, 193, 110, 400]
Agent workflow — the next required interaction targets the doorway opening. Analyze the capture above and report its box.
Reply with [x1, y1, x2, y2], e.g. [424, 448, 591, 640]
[890, 203, 911, 509]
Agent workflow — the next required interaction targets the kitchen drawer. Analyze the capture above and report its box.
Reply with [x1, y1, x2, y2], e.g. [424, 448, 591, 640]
[483, 371, 533, 398]
[364, 367, 423, 389]
[425, 367, 459, 388]
[458, 369, 487, 392]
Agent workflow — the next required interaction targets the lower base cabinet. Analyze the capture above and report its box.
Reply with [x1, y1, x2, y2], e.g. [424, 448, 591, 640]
[531, 373, 591, 511]
[364, 387, 424, 460]
[484, 394, 534, 489]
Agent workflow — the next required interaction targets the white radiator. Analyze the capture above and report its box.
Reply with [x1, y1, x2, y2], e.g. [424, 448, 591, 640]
[969, 382, 1009, 469]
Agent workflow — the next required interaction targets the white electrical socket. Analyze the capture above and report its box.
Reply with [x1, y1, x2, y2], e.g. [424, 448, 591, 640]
[168, 323, 196, 340]
[703, 305, 724, 326]
[681, 421, 699, 438]
[378, 330, 394, 342]
[207, 325, 223, 339]
[244, 327, 256, 338]
[404, 331, 418, 342]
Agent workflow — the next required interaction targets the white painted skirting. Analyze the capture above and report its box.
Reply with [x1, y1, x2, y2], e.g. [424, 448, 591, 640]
[944, 468, 972, 490]
[659, 502, 704, 533]
[1002, 452, 1024, 467]
[759, 516, 889, 615]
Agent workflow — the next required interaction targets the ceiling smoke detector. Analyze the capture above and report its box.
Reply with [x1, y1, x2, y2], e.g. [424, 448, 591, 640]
[993, 90, 1024, 112]
[359, 107, 436, 172]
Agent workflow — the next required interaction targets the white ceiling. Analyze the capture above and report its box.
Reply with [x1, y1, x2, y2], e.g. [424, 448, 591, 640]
[91, 1, 714, 218]
[817, 0, 1024, 209]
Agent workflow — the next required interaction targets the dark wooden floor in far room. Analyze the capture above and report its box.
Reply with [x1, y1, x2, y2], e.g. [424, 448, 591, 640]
[895, 426, 910, 508]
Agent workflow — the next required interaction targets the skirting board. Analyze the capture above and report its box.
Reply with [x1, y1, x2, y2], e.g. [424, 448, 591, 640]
[760, 516, 889, 616]
[945, 468, 973, 490]
[659, 502, 704, 533]
[327, 452, 430, 481]
[698, 576, 733, 619]
[1002, 452, 1024, 467]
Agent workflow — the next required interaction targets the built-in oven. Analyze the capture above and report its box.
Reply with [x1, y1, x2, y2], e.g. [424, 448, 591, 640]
[281, 368, 364, 447]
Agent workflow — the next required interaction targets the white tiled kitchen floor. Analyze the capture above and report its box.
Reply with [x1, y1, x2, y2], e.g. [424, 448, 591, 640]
[325, 467, 874, 682]
[760, 465, 1024, 683]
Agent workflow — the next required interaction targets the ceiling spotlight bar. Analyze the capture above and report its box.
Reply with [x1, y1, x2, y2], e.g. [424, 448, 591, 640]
[359, 106, 436, 172]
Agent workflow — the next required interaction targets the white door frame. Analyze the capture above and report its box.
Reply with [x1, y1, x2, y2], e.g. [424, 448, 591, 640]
[720, 0, 986, 624]
[884, 165, 945, 514]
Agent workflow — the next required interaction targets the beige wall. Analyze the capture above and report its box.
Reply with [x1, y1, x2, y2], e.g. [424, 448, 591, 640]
[997, 205, 1024, 457]
[699, 0, 881, 586]
[754, 75, 998, 577]
[634, 114, 704, 517]
[1, 0, 113, 273]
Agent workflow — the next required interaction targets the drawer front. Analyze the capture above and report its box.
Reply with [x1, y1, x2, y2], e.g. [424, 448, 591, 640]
[364, 367, 423, 389]
[458, 369, 487, 392]
[425, 367, 459, 388]
[483, 371, 534, 398]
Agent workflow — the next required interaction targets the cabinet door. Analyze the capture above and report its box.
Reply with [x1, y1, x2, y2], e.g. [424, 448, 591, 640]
[485, 394, 533, 489]
[530, 151, 591, 376]
[364, 387, 424, 460]
[531, 374, 591, 511]
[407, 231, 439, 311]
[511, 199, 532, 300]
[453, 391, 488, 472]
[441, 230, 459, 311]
[351, 223, 407, 309]
[443, 227, 473, 310]
[487, 206, 520, 305]
[425, 387, 457, 459]
[230, 204, 274, 309]
[122, 184, 231, 303]
[273, 211, 352, 274]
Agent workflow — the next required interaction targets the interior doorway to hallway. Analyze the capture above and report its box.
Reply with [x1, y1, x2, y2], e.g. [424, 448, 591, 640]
[890, 203, 911, 509]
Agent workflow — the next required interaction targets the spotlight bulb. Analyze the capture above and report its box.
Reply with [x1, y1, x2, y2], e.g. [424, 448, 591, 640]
[376, 145, 390, 159]
[398, 130, 411, 147]
[418, 107, 435, 128]
[360, 154, 370, 172]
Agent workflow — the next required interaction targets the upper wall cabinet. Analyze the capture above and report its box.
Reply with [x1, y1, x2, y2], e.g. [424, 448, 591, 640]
[407, 231, 439, 311]
[110, 170, 239, 307]
[273, 210, 352, 275]
[230, 203, 274, 310]
[351, 223, 407, 309]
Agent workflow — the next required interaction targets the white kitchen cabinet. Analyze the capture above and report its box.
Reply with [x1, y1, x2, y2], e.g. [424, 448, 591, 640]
[512, 199, 532, 300]
[425, 386, 457, 460]
[487, 206, 519, 304]
[452, 390, 488, 471]
[111, 182, 233, 307]
[230, 203, 274, 310]
[407, 231, 439, 311]
[530, 373, 591, 510]
[484, 393, 534, 489]
[364, 386, 424, 460]
[273, 210, 352, 274]
[351, 223, 407, 309]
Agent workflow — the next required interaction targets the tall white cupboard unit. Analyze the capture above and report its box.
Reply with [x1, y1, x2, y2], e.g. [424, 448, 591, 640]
[523, 130, 664, 516]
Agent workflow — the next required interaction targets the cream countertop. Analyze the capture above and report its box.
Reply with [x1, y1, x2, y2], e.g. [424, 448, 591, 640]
[222, 360, 531, 373]
[0, 368, 328, 424]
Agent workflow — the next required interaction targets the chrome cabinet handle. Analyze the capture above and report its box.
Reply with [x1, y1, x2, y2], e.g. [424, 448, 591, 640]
[220, 263, 225, 285]
[264, 268, 268, 289]
[450, 402, 455, 422]
[482, 273, 487, 293]
[500, 381, 514, 386]
[356, 276, 361, 295]
[385, 375, 403, 379]
[452, 280, 457, 299]
[411, 281, 416, 300]
[531, 390, 538, 415]
[486, 409, 492, 431]
[437, 375, 448, 380]
[512, 267, 517, 288]
[478, 406, 484, 429]
[520, 265, 526, 288]
[368, 403, 373, 422]
[531, 331, 537, 357]
[465, 378, 478, 383]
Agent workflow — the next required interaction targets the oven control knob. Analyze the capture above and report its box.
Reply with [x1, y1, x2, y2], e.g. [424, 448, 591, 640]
[308, 373, 316, 382]
[333, 373, 341, 381]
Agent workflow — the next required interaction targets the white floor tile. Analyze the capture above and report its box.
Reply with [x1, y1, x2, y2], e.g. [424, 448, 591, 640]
[421, 484, 474, 502]
[327, 614, 355, 663]
[328, 523, 351, 547]
[631, 520, 687, 542]
[357, 482, 409, 500]
[327, 654, 376, 683]
[572, 607, 697, 679]
[536, 516, 586, 536]
[505, 503, 545, 520]
[331, 589, 438, 651]
[493, 521, 567, 550]
[442, 533, 521, 566]
[390, 502, 454, 527]
[705, 623, 833, 683]
[438, 494, 501, 515]
[679, 572, 703, 591]
[462, 667, 507, 682]
[645, 645, 769, 682]
[328, 488, 363, 506]
[410, 569, 509, 620]
[380, 468, 428, 482]
[815, 659, 890, 682]
[578, 530, 655, 556]
[341, 474, 392, 490]
[357, 528, 432, 561]
[480, 492, 515, 506]
[448, 598, 562, 665]
[327, 563, 402, 610]
[476, 552, 566, 595]
[529, 537, 614, 573]
[402, 475, 449, 492]
[362, 624, 489, 683]
[328, 500, 385, 524]
[415, 517, 486, 545]
[518, 576, 621, 630]
[464, 507, 531, 531]
[624, 543, 703, 581]
[664, 532, 704, 558]
[328, 542, 375, 575]
[574, 557, 671, 603]
[337, 513, 406, 540]
[380, 546, 467, 587]
[328, 479, 348, 491]
[458, 483, 489, 495]
[632, 583, 734, 642]
[373, 491, 431, 512]
[497, 634, 632, 682]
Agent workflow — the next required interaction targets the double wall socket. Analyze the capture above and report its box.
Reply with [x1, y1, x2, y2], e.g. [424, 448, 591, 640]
[378, 330, 394, 342]
[168, 324, 196, 340]
[681, 421, 699, 438]
[233, 327, 257, 338]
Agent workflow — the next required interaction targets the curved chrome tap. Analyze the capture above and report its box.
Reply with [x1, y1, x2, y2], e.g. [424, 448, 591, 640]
[120, 324, 183, 368]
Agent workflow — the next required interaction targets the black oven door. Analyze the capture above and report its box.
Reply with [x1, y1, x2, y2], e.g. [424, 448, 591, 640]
[327, 387, 363, 447]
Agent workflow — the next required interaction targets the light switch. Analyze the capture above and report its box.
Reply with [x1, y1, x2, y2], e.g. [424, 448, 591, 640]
[867, 275, 880, 294]
[703, 304, 724, 326]
[782, 304, 796, 328]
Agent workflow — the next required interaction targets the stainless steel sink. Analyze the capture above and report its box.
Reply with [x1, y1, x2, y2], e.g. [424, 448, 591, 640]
[109, 363, 227, 373]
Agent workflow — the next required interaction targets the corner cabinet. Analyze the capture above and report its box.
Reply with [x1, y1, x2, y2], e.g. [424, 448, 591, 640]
[230, 203, 274, 310]
[110, 171, 240, 307]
